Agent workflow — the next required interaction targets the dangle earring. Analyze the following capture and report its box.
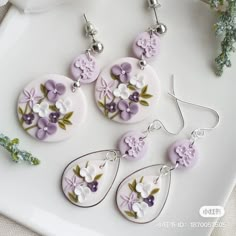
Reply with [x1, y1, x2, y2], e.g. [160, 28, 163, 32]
[61, 83, 184, 208]
[17, 15, 104, 142]
[94, 0, 166, 123]
[116, 92, 220, 224]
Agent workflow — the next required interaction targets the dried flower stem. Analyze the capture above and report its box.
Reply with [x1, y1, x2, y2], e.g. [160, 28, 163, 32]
[0, 133, 40, 165]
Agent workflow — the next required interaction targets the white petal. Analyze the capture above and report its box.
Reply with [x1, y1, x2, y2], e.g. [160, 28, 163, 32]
[113, 89, 121, 98]
[119, 84, 127, 92]
[74, 186, 82, 196]
[56, 100, 63, 109]
[136, 183, 143, 193]
[87, 165, 95, 175]
[41, 101, 49, 109]
[130, 78, 137, 86]
[121, 91, 130, 100]
[33, 104, 40, 113]
[80, 168, 88, 178]
[132, 202, 140, 212]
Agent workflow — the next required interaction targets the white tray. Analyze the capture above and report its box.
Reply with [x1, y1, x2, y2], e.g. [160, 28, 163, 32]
[0, 1, 235, 235]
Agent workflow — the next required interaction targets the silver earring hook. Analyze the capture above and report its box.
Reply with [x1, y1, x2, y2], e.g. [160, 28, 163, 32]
[168, 89, 220, 142]
[142, 75, 185, 138]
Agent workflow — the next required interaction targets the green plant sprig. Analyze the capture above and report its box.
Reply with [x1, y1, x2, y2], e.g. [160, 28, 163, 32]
[0, 133, 40, 165]
[204, 0, 236, 76]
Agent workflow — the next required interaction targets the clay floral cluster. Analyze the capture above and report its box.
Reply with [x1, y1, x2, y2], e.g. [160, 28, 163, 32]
[124, 136, 145, 158]
[120, 177, 160, 219]
[64, 162, 103, 204]
[18, 80, 74, 140]
[96, 62, 153, 121]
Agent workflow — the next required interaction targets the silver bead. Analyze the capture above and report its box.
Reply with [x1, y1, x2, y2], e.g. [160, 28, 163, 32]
[72, 81, 80, 92]
[154, 23, 167, 35]
[148, 0, 161, 8]
[84, 22, 97, 37]
[139, 59, 147, 69]
[91, 40, 104, 54]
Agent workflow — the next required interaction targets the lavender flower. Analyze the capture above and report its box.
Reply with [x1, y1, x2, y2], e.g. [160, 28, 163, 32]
[118, 100, 139, 121]
[96, 78, 115, 99]
[105, 102, 117, 113]
[49, 112, 61, 123]
[120, 192, 137, 211]
[111, 63, 132, 83]
[20, 88, 42, 108]
[87, 181, 98, 192]
[36, 118, 57, 140]
[129, 91, 140, 103]
[143, 195, 155, 207]
[22, 113, 35, 125]
[45, 80, 66, 103]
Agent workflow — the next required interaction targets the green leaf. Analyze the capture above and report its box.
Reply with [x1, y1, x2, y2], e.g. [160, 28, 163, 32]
[140, 94, 153, 99]
[95, 174, 103, 180]
[140, 176, 144, 183]
[40, 84, 48, 97]
[63, 112, 73, 120]
[58, 121, 66, 130]
[132, 179, 137, 189]
[150, 188, 160, 195]
[68, 192, 78, 203]
[128, 183, 135, 192]
[125, 211, 136, 218]
[127, 84, 136, 91]
[141, 85, 148, 95]
[49, 105, 58, 112]
[98, 101, 105, 108]
[63, 119, 72, 125]
[139, 100, 149, 106]
[18, 107, 24, 115]
[111, 74, 119, 80]
[73, 165, 81, 177]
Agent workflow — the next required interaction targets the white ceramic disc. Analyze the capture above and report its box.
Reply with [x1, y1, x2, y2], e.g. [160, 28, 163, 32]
[17, 74, 86, 142]
[95, 57, 160, 124]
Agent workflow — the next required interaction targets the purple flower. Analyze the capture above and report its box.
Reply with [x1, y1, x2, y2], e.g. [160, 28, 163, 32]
[20, 88, 42, 108]
[45, 80, 66, 103]
[120, 192, 137, 211]
[87, 181, 98, 192]
[96, 78, 115, 100]
[143, 195, 155, 207]
[137, 36, 158, 58]
[64, 176, 81, 192]
[125, 136, 145, 158]
[105, 102, 117, 113]
[36, 118, 57, 140]
[111, 63, 132, 83]
[118, 100, 139, 121]
[49, 112, 61, 123]
[22, 113, 35, 125]
[129, 91, 140, 103]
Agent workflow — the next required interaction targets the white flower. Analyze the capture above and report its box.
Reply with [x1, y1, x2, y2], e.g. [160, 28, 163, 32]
[80, 165, 96, 183]
[132, 202, 148, 218]
[56, 98, 72, 115]
[74, 185, 91, 203]
[113, 84, 130, 100]
[33, 102, 50, 118]
[130, 75, 146, 89]
[136, 182, 152, 198]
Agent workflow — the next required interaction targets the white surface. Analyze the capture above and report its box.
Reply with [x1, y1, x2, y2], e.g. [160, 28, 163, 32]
[0, 1, 235, 236]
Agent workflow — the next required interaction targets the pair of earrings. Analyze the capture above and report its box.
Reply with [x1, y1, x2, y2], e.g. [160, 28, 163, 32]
[16, 0, 166, 142]
[61, 80, 220, 224]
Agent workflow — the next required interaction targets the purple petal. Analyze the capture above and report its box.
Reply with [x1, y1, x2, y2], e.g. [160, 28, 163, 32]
[118, 100, 129, 111]
[36, 129, 47, 140]
[111, 65, 122, 76]
[121, 63, 132, 73]
[23, 89, 31, 98]
[120, 111, 131, 121]
[37, 118, 48, 129]
[55, 83, 66, 95]
[30, 88, 36, 97]
[45, 80, 56, 91]
[47, 91, 59, 103]
[129, 103, 139, 114]
[120, 74, 130, 83]
[47, 123, 57, 135]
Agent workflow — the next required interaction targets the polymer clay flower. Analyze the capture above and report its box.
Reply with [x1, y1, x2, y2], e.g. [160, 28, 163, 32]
[137, 37, 158, 58]
[118, 100, 139, 121]
[132, 202, 148, 218]
[125, 136, 145, 157]
[56, 98, 72, 115]
[49, 112, 61, 123]
[113, 84, 130, 100]
[129, 91, 140, 103]
[74, 185, 91, 203]
[20, 88, 42, 108]
[105, 102, 117, 113]
[176, 145, 195, 159]
[87, 181, 98, 192]
[143, 195, 155, 207]
[75, 58, 95, 72]
[64, 175, 81, 192]
[33, 101, 50, 118]
[130, 75, 146, 89]
[120, 192, 137, 211]
[96, 78, 115, 100]
[111, 63, 132, 83]
[36, 118, 57, 140]
[45, 80, 66, 103]
[22, 113, 35, 125]
[80, 165, 96, 183]
[136, 182, 152, 198]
